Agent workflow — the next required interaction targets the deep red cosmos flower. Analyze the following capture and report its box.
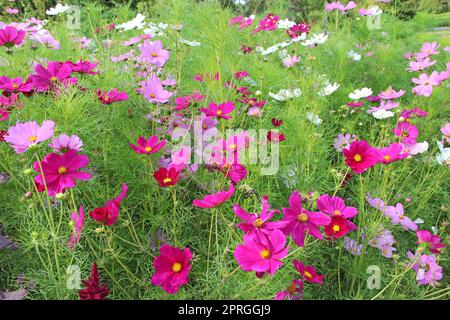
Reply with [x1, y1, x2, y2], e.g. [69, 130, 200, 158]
[153, 167, 180, 187]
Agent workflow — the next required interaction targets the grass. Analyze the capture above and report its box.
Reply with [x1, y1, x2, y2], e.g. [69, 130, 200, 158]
[0, 0, 449, 300]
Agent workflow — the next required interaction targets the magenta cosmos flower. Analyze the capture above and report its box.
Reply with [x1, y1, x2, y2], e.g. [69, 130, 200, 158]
[139, 40, 170, 68]
[5, 120, 55, 154]
[199, 101, 235, 120]
[316, 194, 358, 218]
[68, 205, 84, 250]
[140, 76, 173, 103]
[0, 76, 33, 93]
[294, 260, 324, 284]
[407, 252, 442, 286]
[192, 184, 235, 208]
[281, 190, 331, 247]
[274, 279, 303, 300]
[33, 149, 92, 196]
[343, 140, 379, 174]
[90, 183, 128, 226]
[30, 62, 77, 92]
[412, 71, 440, 97]
[130, 135, 166, 155]
[233, 195, 288, 242]
[376, 142, 408, 164]
[416, 230, 445, 254]
[96, 88, 128, 105]
[234, 229, 288, 276]
[0, 26, 25, 47]
[151, 244, 192, 294]
[48, 134, 83, 153]
[392, 122, 418, 145]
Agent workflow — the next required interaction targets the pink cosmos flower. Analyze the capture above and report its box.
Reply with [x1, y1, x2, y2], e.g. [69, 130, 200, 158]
[48, 134, 83, 153]
[97, 88, 128, 105]
[274, 279, 303, 300]
[0, 108, 9, 121]
[441, 122, 450, 144]
[200, 101, 235, 120]
[378, 87, 405, 100]
[294, 260, 324, 284]
[89, 183, 128, 226]
[0, 26, 25, 47]
[140, 76, 173, 103]
[234, 229, 288, 276]
[343, 140, 379, 174]
[412, 71, 440, 97]
[406, 57, 436, 72]
[192, 184, 235, 208]
[416, 230, 445, 254]
[333, 133, 356, 152]
[68, 205, 84, 250]
[139, 40, 170, 68]
[169, 145, 192, 172]
[151, 244, 192, 294]
[347, 101, 364, 108]
[221, 163, 247, 184]
[173, 92, 205, 111]
[281, 190, 331, 247]
[130, 135, 166, 155]
[252, 13, 279, 34]
[33, 149, 92, 196]
[416, 41, 439, 60]
[233, 195, 288, 242]
[376, 142, 409, 164]
[384, 203, 418, 231]
[283, 55, 300, 68]
[287, 23, 310, 38]
[7, 8, 19, 15]
[392, 122, 418, 145]
[316, 194, 358, 218]
[407, 251, 442, 286]
[67, 60, 99, 75]
[30, 62, 77, 92]
[5, 120, 55, 154]
[0, 76, 33, 93]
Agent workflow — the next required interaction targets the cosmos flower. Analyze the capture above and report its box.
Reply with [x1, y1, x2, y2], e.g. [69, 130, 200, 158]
[333, 133, 356, 152]
[0, 26, 26, 47]
[30, 62, 77, 92]
[151, 244, 192, 294]
[412, 71, 440, 97]
[153, 167, 180, 187]
[294, 260, 324, 284]
[46, 3, 71, 15]
[68, 206, 84, 250]
[193, 184, 235, 208]
[97, 88, 128, 105]
[234, 229, 288, 276]
[316, 194, 358, 218]
[274, 279, 303, 300]
[281, 190, 331, 247]
[5, 120, 55, 154]
[378, 87, 405, 100]
[376, 142, 408, 164]
[78, 262, 109, 300]
[0, 76, 33, 93]
[139, 40, 170, 67]
[392, 122, 418, 145]
[200, 101, 235, 120]
[33, 149, 92, 196]
[406, 57, 436, 72]
[89, 183, 128, 226]
[349, 87, 372, 100]
[384, 203, 418, 231]
[407, 251, 442, 286]
[130, 135, 166, 155]
[343, 140, 379, 174]
[140, 76, 173, 103]
[416, 230, 445, 254]
[48, 134, 83, 153]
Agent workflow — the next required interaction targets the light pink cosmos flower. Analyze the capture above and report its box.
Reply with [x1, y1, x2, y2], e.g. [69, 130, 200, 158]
[440, 122, 450, 144]
[33, 149, 92, 196]
[234, 229, 288, 276]
[412, 71, 440, 97]
[48, 134, 83, 153]
[416, 41, 439, 60]
[68, 205, 84, 250]
[139, 40, 170, 68]
[192, 184, 235, 208]
[333, 133, 356, 152]
[5, 120, 55, 154]
[283, 55, 300, 68]
[406, 57, 436, 72]
[378, 87, 405, 100]
[140, 76, 173, 103]
[407, 251, 443, 286]
[384, 203, 418, 231]
[316, 194, 358, 218]
[233, 195, 288, 242]
[366, 99, 399, 113]
[281, 190, 331, 247]
[199, 101, 235, 120]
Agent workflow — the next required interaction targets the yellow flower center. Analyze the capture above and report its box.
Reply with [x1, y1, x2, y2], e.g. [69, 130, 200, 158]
[150, 93, 156, 98]
[304, 271, 313, 279]
[58, 166, 67, 174]
[333, 210, 341, 216]
[163, 177, 172, 184]
[144, 146, 152, 152]
[28, 135, 38, 142]
[253, 218, 264, 228]
[298, 213, 308, 222]
[353, 154, 362, 162]
[151, 52, 157, 57]
[12, 83, 18, 89]
[172, 262, 182, 272]
[104, 95, 109, 101]
[333, 225, 341, 232]
[50, 76, 58, 82]
[217, 110, 223, 116]
[260, 249, 271, 259]
[229, 143, 237, 149]
[383, 155, 391, 161]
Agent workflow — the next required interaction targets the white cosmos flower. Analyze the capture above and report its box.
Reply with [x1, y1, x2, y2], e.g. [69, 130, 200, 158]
[269, 88, 302, 101]
[318, 82, 340, 96]
[404, 141, 428, 155]
[372, 109, 394, 119]
[277, 18, 296, 29]
[436, 141, 450, 165]
[256, 44, 279, 55]
[180, 38, 201, 46]
[312, 33, 328, 44]
[46, 3, 71, 15]
[116, 13, 146, 31]
[233, 0, 249, 5]
[347, 50, 362, 61]
[306, 112, 322, 125]
[349, 87, 373, 100]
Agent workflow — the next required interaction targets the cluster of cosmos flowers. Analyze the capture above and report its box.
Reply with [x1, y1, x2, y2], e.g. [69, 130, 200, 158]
[0, 1, 448, 300]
